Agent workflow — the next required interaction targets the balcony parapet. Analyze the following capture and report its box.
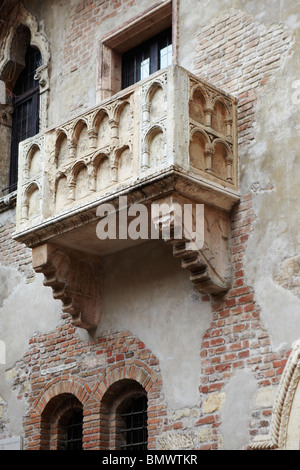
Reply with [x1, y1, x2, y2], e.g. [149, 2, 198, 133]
[15, 64, 238, 239]
[13, 65, 239, 329]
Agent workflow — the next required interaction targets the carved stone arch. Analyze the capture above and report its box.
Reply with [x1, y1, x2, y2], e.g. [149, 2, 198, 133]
[0, 2, 50, 129]
[145, 78, 167, 103]
[114, 97, 132, 123]
[189, 82, 211, 104]
[142, 124, 166, 169]
[189, 84, 211, 126]
[93, 108, 112, 150]
[212, 138, 233, 182]
[25, 143, 41, 179]
[115, 144, 133, 182]
[0, 3, 51, 194]
[211, 97, 231, 136]
[189, 126, 211, 148]
[92, 151, 111, 191]
[92, 107, 110, 129]
[70, 118, 90, 158]
[115, 99, 133, 144]
[69, 159, 90, 201]
[189, 127, 213, 172]
[71, 118, 88, 144]
[22, 181, 41, 221]
[55, 172, 68, 211]
[143, 80, 167, 123]
[71, 159, 87, 179]
[55, 129, 69, 168]
[212, 95, 231, 116]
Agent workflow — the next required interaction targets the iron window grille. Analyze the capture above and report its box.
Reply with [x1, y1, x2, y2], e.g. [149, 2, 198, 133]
[8, 45, 41, 194]
[122, 27, 172, 89]
[63, 409, 83, 451]
[120, 395, 148, 450]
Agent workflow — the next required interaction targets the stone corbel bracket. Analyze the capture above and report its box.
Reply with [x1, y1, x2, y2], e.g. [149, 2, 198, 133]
[151, 194, 232, 295]
[32, 243, 102, 330]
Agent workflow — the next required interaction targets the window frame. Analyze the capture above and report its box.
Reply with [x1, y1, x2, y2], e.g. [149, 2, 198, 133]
[121, 27, 172, 89]
[9, 45, 41, 192]
[97, 0, 175, 101]
[0, 4, 51, 198]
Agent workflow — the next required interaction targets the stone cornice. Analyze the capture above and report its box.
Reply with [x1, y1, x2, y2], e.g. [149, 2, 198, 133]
[13, 167, 239, 248]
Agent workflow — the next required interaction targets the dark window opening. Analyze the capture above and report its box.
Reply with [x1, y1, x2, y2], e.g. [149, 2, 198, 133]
[120, 395, 148, 450]
[122, 27, 172, 89]
[62, 409, 83, 451]
[8, 45, 41, 193]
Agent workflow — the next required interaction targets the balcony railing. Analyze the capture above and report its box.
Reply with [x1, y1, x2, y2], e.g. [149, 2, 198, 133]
[15, 64, 238, 241]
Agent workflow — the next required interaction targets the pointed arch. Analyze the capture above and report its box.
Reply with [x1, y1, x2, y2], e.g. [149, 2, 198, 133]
[0, 3, 50, 194]
[0, 2, 50, 119]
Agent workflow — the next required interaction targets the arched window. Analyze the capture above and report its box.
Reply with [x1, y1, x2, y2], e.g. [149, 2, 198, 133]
[0, 5, 50, 197]
[40, 393, 83, 450]
[99, 379, 148, 450]
[9, 44, 41, 192]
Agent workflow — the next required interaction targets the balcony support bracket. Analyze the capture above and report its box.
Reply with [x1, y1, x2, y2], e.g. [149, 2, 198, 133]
[32, 243, 102, 330]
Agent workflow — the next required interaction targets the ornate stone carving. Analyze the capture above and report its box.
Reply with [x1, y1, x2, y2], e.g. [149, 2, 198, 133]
[151, 194, 231, 294]
[188, 78, 236, 188]
[32, 243, 102, 330]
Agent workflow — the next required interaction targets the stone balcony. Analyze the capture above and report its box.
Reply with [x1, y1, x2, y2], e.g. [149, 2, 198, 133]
[13, 65, 239, 330]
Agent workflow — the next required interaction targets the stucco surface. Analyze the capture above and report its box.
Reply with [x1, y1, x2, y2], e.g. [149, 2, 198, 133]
[0, 264, 61, 434]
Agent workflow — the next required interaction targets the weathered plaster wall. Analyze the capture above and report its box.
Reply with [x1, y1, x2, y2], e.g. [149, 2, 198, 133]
[0, 262, 62, 435]
[243, 64, 300, 351]
[220, 370, 257, 450]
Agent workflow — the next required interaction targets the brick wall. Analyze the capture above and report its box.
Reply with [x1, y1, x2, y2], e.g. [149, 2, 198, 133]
[63, 0, 137, 75]
[193, 9, 293, 151]
[0, 208, 33, 278]
[22, 326, 166, 450]
[195, 193, 291, 449]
